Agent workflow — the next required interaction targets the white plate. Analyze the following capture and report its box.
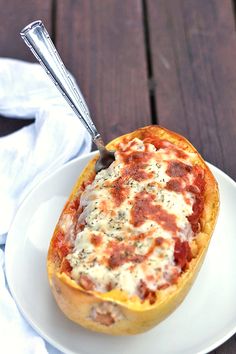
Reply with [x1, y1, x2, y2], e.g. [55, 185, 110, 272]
[5, 152, 236, 354]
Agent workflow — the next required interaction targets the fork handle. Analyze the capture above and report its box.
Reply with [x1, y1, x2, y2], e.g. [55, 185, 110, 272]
[20, 20, 101, 143]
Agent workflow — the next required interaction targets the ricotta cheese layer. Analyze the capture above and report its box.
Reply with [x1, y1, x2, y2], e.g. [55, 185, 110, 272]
[63, 137, 205, 303]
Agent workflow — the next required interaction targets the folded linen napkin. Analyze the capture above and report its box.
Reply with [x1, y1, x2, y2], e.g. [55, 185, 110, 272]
[0, 58, 91, 353]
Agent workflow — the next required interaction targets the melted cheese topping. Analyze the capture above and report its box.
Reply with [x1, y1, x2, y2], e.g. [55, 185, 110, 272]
[64, 138, 204, 301]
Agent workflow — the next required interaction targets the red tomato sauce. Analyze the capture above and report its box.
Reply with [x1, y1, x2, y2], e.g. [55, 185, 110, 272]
[131, 191, 179, 233]
[90, 233, 102, 247]
[63, 198, 80, 215]
[81, 173, 96, 191]
[107, 241, 144, 269]
[187, 167, 205, 232]
[137, 279, 156, 304]
[123, 163, 151, 182]
[174, 238, 192, 269]
[142, 136, 169, 150]
[143, 136, 188, 159]
[166, 178, 184, 192]
[78, 274, 95, 291]
[119, 149, 154, 165]
[52, 229, 70, 260]
[110, 176, 129, 206]
[166, 160, 192, 177]
[60, 258, 72, 274]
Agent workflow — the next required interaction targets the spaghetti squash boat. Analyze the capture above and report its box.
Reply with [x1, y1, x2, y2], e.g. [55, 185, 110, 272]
[47, 125, 219, 335]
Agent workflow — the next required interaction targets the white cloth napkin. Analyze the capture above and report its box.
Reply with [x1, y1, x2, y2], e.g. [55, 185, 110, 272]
[0, 58, 91, 353]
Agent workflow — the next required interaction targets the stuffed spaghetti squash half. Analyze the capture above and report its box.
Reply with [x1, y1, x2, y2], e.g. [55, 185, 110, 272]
[47, 125, 219, 335]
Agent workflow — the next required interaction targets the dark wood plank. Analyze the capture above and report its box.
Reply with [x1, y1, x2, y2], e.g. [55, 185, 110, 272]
[211, 335, 236, 354]
[0, 116, 34, 137]
[0, 0, 52, 134]
[0, 0, 52, 61]
[148, 0, 236, 180]
[56, 0, 150, 143]
[148, 0, 236, 352]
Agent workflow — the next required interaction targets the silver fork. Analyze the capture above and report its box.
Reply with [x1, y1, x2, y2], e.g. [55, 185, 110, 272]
[20, 20, 115, 173]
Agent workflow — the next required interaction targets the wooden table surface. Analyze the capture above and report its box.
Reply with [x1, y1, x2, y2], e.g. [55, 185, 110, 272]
[0, 1, 235, 353]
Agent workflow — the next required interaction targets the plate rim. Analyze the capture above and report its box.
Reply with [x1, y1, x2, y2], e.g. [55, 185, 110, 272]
[5, 155, 236, 354]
